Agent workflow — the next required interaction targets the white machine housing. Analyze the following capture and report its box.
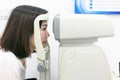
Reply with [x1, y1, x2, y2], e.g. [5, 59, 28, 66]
[53, 14, 113, 43]
[34, 14, 50, 80]
[53, 14, 114, 80]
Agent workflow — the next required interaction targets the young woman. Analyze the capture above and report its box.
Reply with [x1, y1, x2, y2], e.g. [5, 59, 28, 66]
[0, 5, 49, 80]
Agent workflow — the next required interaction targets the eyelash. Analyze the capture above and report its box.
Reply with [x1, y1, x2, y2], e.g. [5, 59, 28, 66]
[43, 28, 46, 30]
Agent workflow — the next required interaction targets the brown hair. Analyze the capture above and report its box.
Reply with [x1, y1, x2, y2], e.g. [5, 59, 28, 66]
[0, 5, 48, 59]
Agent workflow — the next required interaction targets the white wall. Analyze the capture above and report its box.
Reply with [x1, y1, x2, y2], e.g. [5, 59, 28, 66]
[0, 0, 120, 80]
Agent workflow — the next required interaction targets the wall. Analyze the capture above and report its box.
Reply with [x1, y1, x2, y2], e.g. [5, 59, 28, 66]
[0, 0, 120, 80]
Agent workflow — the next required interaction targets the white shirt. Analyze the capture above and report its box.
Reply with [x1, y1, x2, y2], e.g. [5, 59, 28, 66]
[0, 49, 25, 80]
[25, 53, 39, 80]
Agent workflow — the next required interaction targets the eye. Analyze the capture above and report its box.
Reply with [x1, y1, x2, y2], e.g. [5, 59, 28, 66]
[41, 25, 47, 30]
[43, 28, 46, 30]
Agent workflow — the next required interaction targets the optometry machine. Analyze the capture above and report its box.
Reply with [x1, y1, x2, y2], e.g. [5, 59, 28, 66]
[53, 14, 120, 80]
[34, 14, 50, 80]
[34, 13, 120, 80]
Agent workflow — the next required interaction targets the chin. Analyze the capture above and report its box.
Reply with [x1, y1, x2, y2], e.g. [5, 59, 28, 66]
[42, 43, 47, 48]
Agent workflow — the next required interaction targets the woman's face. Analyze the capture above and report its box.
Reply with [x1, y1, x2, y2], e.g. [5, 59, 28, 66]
[29, 20, 50, 52]
[40, 20, 50, 48]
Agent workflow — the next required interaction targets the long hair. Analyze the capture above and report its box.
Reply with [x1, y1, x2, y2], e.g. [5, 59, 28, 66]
[0, 5, 48, 59]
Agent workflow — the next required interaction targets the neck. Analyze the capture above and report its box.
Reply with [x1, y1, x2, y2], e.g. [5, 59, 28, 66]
[20, 58, 26, 67]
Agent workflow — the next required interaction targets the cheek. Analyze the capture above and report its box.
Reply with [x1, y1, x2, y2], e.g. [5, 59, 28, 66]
[40, 31, 45, 41]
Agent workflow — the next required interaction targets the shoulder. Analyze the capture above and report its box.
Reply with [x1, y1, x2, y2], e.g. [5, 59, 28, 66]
[0, 50, 18, 79]
[0, 49, 18, 68]
[0, 49, 24, 68]
[0, 49, 16, 62]
[0, 49, 25, 80]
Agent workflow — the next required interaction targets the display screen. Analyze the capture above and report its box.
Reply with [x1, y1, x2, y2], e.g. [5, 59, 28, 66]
[75, 0, 120, 14]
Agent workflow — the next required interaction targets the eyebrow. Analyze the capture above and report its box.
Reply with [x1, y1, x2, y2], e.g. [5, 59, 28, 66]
[42, 23, 47, 26]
